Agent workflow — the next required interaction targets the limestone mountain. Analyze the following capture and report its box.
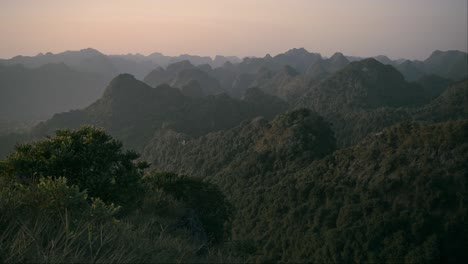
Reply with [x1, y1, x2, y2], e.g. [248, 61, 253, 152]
[395, 50, 467, 81]
[30, 74, 287, 152]
[373, 55, 395, 65]
[415, 79, 468, 121]
[296, 59, 462, 146]
[324, 52, 350, 72]
[423, 50, 467, 80]
[415, 74, 453, 99]
[272, 48, 323, 73]
[144, 61, 224, 96]
[144, 60, 195, 87]
[395, 60, 426, 81]
[170, 68, 224, 96]
[299, 58, 428, 113]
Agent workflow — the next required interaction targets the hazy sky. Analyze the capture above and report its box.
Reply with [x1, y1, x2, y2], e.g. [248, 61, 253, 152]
[0, 0, 467, 60]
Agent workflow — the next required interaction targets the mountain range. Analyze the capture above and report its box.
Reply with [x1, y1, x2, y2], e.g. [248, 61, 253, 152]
[0, 48, 465, 122]
[0, 46, 467, 262]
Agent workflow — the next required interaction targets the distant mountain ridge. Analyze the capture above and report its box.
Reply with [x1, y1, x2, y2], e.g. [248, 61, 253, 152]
[296, 58, 468, 146]
[0, 48, 242, 79]
[0, 47, 466, 153]
[0, 46, 467, 263]
[29, 74, 288, 151]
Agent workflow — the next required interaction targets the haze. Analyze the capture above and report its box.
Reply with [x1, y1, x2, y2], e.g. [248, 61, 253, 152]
[1, 0, 467, 60]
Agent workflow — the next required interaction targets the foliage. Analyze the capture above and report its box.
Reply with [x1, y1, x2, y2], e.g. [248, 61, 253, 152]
[0, 127, 243, 263]
[0, 176, 242, 263]
[1, 126, 146, 212]
[143, 172, 234, 244]
[144, 116, 468, 262]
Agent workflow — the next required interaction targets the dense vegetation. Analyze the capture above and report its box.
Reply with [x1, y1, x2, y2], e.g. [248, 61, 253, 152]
[144, 115, 468, 263]
[0, 47, 467, 262]
[0, 127, 239, 262]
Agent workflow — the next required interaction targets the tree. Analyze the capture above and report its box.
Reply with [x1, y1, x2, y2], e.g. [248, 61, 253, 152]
[0, 126, 148, 212]
[143, 172, 234, 243]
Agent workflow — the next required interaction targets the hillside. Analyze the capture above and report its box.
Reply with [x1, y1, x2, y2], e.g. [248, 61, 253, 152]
[140, 108, 468, 262]
[296, 59, 466, 146]
[395, 50, 467, 81]
[238, 120, 468, 262]
[30, 74, 288, 151]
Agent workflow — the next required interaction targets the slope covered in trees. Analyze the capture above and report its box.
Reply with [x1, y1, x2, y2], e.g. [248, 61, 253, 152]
[142, 114, 468, 263]
[296, 59, 467, 146]
[238, 120, 468, 262]
[0, 47, 467, 263]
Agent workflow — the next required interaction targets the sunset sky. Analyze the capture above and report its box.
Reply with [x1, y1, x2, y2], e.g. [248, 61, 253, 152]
[1, 0, 467, 60]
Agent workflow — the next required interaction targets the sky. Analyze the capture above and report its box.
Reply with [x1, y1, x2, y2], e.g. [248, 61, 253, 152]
[0, 0, 467, 60]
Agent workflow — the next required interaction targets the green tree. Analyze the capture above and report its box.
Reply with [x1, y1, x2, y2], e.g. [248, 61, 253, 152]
[0, 126, 148, 212]
[143, 172, 234, 243]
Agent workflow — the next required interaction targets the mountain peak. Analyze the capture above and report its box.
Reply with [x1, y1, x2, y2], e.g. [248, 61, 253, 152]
[330, 52, 345, 59]
[351, 58, 384, 69]
[166, 60, 194, 72]
[103, 74, 142, 98]
[79, 48, 103, 56]
[285, 47, 309, 55]
[329, 52, 349, 65]
[373, 55, 394, 65]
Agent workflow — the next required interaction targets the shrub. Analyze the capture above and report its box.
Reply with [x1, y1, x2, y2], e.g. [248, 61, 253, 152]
[1, 126, 148, 212]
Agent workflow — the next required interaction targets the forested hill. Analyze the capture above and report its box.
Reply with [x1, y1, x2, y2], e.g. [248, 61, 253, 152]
[296, 57, 468, 146]
[141, 109, 336, 178]
[0, 48, 467, 263]
[142, 113, 468, 262]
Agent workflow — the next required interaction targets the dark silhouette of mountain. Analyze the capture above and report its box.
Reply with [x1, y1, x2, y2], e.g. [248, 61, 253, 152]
[3, 48, 119, 77]
[212, 55, 241, 68]
[415, 74, 453, 99]
[296, 59, 464, 146]
[374, 55, 395, 65]
[248, 66, 301, 99]
[29, 74, 287, 151]
[272, 48, 323, 73]
[395, 60, 426, 81]
[144, 60, 225, 95]
[0, 48, 242, 81]
[180, 80, 204, 98]
[200, 50, 350, 101]
[299, 58, 427, 112]
[0, 63, 108, 121]
[142, 66, 171, 87]
[171, 68, 224, 95]
[111, 52, 241, 72]
[303, 52, 350, 84]
[142, 49, 466, 104]
[415, 79, 468, 121]
[423, 50, 467, 80]
[395, 50, 467, 81]
[325, 52, 350, 72]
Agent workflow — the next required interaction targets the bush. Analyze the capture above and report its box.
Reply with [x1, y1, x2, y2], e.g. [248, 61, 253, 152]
[1, 126, 148, 212]
[143, 172, 234, 243]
